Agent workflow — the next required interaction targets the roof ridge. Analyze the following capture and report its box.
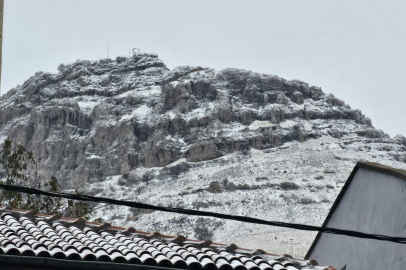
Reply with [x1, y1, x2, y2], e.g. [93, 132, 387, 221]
[357, 161, 406, 180]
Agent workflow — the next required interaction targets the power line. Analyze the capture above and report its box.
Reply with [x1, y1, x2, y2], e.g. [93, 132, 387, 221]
[0, 182, 405, 245]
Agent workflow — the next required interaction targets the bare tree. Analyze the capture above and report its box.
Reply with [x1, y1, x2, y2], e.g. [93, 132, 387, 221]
[142, 171, 153, 185]
[0, 139, 92, 217]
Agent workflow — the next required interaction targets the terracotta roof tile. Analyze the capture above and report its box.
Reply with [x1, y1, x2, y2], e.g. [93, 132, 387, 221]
[0, 207, 335, 270]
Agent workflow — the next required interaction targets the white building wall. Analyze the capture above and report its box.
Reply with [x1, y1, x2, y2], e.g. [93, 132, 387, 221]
[309, 168, 406, 270]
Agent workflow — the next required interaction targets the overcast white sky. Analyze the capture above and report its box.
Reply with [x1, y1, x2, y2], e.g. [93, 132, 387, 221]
[3, 0, 406, 136]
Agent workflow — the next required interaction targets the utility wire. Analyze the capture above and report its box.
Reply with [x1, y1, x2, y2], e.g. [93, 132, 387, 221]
[0, 183, 405, 245]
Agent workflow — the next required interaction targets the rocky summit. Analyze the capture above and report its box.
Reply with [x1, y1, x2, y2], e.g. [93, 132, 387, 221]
[1, 53, 406, 257]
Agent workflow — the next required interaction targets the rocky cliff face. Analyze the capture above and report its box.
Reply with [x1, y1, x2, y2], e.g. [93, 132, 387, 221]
[2, 53, 406, 257]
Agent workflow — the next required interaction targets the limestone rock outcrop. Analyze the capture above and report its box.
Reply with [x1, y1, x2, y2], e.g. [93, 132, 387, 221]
[0, 53, 390, 188]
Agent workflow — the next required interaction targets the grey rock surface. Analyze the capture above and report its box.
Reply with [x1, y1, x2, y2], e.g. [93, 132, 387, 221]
[1, 53, 406, 258]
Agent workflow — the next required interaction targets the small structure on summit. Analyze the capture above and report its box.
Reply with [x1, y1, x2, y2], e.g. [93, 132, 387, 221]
[132, 48, 141, 55]
[306, 162, 406, 270]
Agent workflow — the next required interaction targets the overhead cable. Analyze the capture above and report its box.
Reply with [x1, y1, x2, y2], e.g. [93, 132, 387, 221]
[0, 183, 405, 244]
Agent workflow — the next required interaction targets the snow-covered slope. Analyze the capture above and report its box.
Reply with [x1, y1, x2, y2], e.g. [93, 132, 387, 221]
[2, 53, 406, 258]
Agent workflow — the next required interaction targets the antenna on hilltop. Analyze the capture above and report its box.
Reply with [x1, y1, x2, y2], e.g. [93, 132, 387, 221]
[107, 44, 109, 59]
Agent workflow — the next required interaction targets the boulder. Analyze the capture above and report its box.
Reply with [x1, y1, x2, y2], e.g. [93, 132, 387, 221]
[291, 91, 304, 105]
[394, 134, 406, 145]
[187, 140, 220, 162]
[207, 181, 222, 193]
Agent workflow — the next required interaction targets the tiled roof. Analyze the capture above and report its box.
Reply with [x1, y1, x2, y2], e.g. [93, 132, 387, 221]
[0, 206, 335, 270]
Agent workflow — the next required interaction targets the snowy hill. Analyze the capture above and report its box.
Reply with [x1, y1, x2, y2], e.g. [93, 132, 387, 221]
[1, 53, 406, 257]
